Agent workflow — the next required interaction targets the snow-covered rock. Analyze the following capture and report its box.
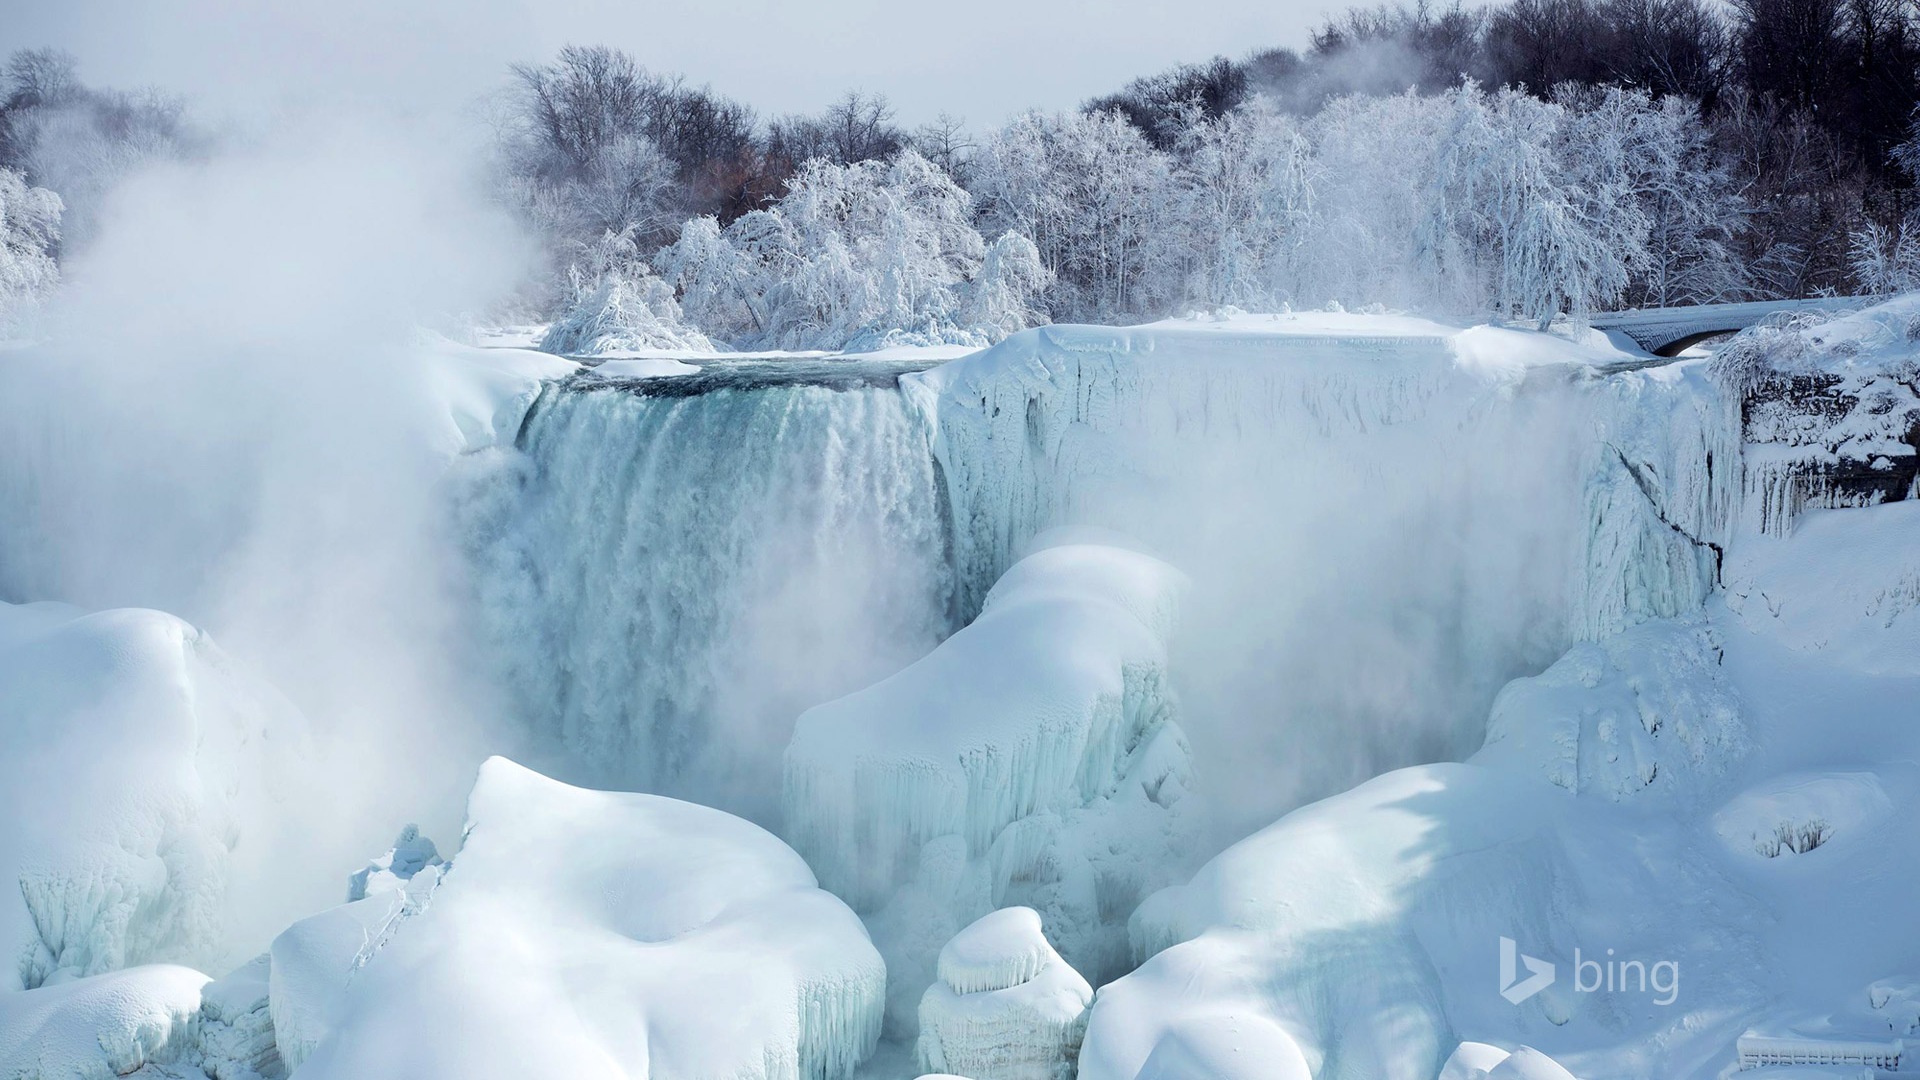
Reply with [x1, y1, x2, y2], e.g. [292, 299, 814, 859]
[0, 600, 312, 991]
[0, 964, 208, 1080]
[344, 825, 443, 903]
[286, 757, 885, 1080]
[1475, 617, 1743, 800]
[916, 908, 1092, 1080]
[1710, 294, 1920, 534]
[785, 535, 1198, 1031]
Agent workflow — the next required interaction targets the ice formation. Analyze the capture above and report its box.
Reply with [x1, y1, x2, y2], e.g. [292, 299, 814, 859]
[916, 907, 1092, 1080]
[283, 757, 885, 1080]
[457, 371, 957, 810]
[784, 534, 1197, 1030]
[1710, 295, 1920, 534]
[0, 600, 312, 992]
[1475, 616, 1743, 800]
[344, 825, 443, 903]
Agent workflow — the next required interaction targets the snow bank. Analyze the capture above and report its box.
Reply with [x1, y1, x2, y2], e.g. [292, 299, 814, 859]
[1086, 615, 1757, 1080]
[0, 600, 312, 991]
[784, 535, 1197, 1031]
[0, 964, 208, 1079]
[588, 356, 701, 378]
[1475, 616, 1742, 800]
[916, 908, 1091, 1080]
[287, 757, 885, 1080]
[1723, 501, 1920, 674]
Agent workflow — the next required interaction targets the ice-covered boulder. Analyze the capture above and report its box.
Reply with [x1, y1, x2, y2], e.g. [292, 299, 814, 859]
[0, 600, 312, 991]
[0, 964, 209, 1079]
[1474, 617, 1743, 801]
[344, 824, 443, 902]
[917, 908, 1092, 1080]
[785, 535, 1198, 1030]
[286, 757, 885, 1080]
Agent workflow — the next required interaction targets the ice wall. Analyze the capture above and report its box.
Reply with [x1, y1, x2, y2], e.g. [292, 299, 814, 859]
[784, 536, 1197, 1033]
[904, 314, 1740, 831]
[457, 370, 958, 815]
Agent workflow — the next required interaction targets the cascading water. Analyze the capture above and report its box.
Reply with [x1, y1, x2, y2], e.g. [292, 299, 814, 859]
[455, 361, 961, 823]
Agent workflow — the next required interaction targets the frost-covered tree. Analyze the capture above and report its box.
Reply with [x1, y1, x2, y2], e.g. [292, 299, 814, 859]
[540, 227, 711, 354]
[1419, 86, 1642, 324]
[664, 149, 1044, 350]
[0, 166, 61, 323]
[972, 110, 1178, 321]
[1171, 103, 1318, 309]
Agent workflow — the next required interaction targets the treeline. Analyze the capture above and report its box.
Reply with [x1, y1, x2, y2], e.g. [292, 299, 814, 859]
[497, 0, 1920, 351]
[8, 0, 1920, 345]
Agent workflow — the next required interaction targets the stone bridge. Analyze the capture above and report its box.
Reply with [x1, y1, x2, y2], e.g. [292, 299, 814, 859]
[1589, 296, 1876, 356]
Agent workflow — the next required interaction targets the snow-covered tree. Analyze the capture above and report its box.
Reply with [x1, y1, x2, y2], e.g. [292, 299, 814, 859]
[0, 166, 61, 323]
[540, 227, 710, 354]
[664, 149, 1043, 350]
[972, 110, 1178, 321]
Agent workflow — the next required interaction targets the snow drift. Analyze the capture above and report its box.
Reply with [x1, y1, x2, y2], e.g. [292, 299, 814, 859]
[784, 534, 1197, 1032]
[281, 757, 886, 1080]
[0, 600, 313, 992]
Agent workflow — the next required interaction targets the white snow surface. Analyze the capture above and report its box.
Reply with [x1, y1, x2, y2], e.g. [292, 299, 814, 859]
[0, 964, 208, 1080]
[1080, 438, 1920, 1079]
[917, 908, 1091, 1080]
[286, 757, 885, 1080]
[0, 600, 313, 992]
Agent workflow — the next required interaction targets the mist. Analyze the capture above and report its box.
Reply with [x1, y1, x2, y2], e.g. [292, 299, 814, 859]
[0, 113, 536, 951]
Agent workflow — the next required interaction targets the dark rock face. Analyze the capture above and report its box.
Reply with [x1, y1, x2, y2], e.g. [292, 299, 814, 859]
[1741, 369, 1920, 531]
[1715, 313, 1920, 534]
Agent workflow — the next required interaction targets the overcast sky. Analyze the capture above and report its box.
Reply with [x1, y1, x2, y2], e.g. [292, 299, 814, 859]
[3, 0, 1336, 129]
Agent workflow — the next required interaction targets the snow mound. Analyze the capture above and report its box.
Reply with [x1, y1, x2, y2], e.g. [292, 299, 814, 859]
[1711, 771, 1892, 859]
[785, 535, 1197, 1032]
[0, 601, 312, 991]
[287, 757, 885, 1080]
[1475, 617, 1743, 800]
[0, 964, 208, 1079]
[1724, 501, 1920, 674]
[917, 908, 1091, 1080]
[785, 536, 1189, 909]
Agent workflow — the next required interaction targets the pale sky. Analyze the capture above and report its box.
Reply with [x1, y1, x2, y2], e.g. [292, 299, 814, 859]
[1, 0, 1337, 129]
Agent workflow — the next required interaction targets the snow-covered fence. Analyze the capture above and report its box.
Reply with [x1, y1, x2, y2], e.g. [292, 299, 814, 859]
[1735, 1034, 1902, 1070]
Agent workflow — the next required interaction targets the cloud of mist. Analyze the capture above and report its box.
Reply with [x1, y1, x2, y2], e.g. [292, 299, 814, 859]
[0, 112, 537, 954]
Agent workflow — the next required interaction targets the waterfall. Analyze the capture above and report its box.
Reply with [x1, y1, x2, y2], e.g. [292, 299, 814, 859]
[456, 369, 959, 822]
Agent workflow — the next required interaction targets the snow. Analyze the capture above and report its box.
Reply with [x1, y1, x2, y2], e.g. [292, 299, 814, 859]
[0, 600, 313, 992]
[286, 757, 885, 1080]
[588, 356, 701, 377]
[1074, 340, 1920, 1079]
[784, 534, 1197, 1032]
[917, 908, 1092, 1080]
[0, 964, 208, 1080]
